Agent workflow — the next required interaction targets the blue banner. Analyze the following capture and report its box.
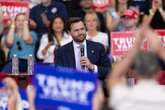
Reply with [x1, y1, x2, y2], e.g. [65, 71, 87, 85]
[33, 64, 97, 110]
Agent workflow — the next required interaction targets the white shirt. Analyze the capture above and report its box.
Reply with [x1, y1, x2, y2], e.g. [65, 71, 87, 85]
[73, 40, 98, 73]
[110, 80, 165, 110]
[37, 33, 72, 63]
[86, 32, 109, 50]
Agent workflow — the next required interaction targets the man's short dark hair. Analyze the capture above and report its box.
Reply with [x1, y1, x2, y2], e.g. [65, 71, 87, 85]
[131, 51, 160, 78]
[66, 17, 84, 31]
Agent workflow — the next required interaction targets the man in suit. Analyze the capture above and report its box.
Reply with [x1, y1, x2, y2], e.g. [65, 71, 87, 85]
[55, 17, 111, 81]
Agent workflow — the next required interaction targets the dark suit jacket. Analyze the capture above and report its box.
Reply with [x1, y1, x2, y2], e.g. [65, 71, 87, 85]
[55, 40, 111, 80]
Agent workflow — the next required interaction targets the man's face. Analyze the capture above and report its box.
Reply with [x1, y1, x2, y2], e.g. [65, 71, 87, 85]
[123, 17, 135, 27]
[69, 21, 86, 43]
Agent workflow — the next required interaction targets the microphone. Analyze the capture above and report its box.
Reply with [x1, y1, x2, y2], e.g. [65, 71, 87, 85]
[80, 45, 85, 69]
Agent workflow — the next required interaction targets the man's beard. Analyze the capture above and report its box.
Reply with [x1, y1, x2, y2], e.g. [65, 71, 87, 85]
[73, 33, 86, 43]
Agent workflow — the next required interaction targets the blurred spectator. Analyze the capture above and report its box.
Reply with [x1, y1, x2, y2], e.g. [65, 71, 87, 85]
[114, 8, 140, 31]
[84, 11, 109, 51]
[109, 8, 140, 62]
[92, 83, 105, 110]
[5, 13, 37, 60]
[0, 77, 36, 110]
[108, 26, 165, 110]
[37, 16, 72, 64]
[1, 33, 9, 61]
[2, 13, 37, 73]
[144, 0, 165, 29]
[106, 0, 130, 31]
[2, 77, 23, 110]
[0, 11, 6, 71]
[71, 0, 106, 32]
[29, 0, 68, 39]
[26, 85, 36, 110]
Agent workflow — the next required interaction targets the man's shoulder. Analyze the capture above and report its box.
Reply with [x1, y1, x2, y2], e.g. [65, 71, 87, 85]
[58, 42, 72, 51]
[87, 40, 104, 48]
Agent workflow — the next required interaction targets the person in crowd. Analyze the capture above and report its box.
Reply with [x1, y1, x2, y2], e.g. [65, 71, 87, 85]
[0, 77, 36, 110]
[0, 11, 9, 61]
[29, 0, 68, 39]
[110, 8, 140, 62]
[55, 17, 111, 81]
[5, 13, 37, 60]
[71, 0, 106, 32]
[37, 16, 72, 64]
[114, 8, 140, 31]
[2, 13, 37, 73]
[106, 0, 130, 31]
[84, 11, 109, 51]
[0, 11, 6, 71]
[143, 0, 165, 29]
[108, 26, 165, 110]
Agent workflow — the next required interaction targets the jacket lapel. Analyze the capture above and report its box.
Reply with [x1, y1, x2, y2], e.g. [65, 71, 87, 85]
[67, 42, 76, 68]
[87, 41, 95, 63]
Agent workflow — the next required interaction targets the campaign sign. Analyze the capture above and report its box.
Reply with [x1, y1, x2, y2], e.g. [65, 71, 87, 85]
[0, 1, 29, 23]
[92, 0, 111, 11]
[111, 31, 137, 56]
[156, 30, 165, 46]
[111, 30, 165, 57]
[33, 64, 97, 110]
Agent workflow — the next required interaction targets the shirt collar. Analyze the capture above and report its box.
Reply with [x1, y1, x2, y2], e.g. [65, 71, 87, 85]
[73, 40, 86, 48]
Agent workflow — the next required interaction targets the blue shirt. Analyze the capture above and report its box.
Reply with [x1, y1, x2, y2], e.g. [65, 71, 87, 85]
[30, 1, 68, 38]
[9, 31, 37, 59]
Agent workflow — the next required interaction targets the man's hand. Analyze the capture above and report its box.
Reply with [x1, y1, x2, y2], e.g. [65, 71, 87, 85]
[80, 56, 95, 70]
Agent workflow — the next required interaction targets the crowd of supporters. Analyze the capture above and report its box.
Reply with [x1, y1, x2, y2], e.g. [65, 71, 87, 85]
[0, 0, 165, 110]
[0, 0, 165, 71]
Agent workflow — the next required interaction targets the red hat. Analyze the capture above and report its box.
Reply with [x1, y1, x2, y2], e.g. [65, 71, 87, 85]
[123, 9, 139, 19]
